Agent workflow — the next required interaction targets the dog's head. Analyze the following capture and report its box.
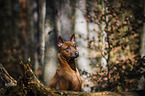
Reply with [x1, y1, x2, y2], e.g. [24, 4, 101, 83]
[58, 34, 79, 61]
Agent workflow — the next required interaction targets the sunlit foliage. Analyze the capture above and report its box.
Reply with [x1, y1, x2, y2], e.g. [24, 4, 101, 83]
[84, 0, 144, 92]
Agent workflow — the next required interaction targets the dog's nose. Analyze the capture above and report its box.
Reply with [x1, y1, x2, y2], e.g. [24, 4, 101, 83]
[75, 51, 79, 56]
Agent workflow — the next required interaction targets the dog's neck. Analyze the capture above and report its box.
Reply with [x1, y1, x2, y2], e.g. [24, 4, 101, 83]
[58, 53, 76, 71]
[68, 59, 76, 71]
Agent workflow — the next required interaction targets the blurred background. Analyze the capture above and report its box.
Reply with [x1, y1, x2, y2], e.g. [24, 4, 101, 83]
[0, 0, 145, 92]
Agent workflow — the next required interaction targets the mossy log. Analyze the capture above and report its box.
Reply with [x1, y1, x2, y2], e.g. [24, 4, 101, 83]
[0, 63, 139, 96]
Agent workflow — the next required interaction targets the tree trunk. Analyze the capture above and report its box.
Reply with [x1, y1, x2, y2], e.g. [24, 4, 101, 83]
[57, 0, 76, 41]
[138, 0, 145, 90]
[140, 0, 145, 57]
[74, 0, 92, 73]
[39, 0, 46, 71]
[0, 0, 38, 79]
[43, 0, 58, 85]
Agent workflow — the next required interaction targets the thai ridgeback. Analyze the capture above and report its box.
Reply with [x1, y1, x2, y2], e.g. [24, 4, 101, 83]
[49, 34, 82, 91]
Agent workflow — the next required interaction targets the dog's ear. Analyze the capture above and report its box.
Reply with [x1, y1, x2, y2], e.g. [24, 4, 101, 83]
[70, 34, 75, 44]
[58, 36, 64, 47]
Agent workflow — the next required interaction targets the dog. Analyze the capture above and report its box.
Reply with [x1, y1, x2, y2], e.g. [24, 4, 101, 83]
[49, 34, 82, 91]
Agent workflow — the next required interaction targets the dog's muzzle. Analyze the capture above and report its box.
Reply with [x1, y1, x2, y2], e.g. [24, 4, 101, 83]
[69, 51, 79, 59]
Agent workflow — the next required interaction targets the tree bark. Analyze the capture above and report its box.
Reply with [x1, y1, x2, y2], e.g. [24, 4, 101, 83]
[74, 0, 92, 73]
[43, 0, 58, 85]
[138, 0, 145, 90]
[57, 0, 76, 41]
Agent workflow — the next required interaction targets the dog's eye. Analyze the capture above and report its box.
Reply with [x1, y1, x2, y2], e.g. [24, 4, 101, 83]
[73, 45, 76, 49]
[65, 46, 70, 50]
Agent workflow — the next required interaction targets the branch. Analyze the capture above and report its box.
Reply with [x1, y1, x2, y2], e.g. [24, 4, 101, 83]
[0, 63, 17, 87]
[0, 63, 140, 96]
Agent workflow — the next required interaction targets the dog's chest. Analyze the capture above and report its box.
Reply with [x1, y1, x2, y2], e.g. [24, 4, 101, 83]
[71, 70, 82, 91]
[64, 68, 82, 90]
[57, 67, 82, 90]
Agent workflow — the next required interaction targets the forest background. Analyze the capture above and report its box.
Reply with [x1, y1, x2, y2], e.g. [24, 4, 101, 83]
[0, 0, 145, 92]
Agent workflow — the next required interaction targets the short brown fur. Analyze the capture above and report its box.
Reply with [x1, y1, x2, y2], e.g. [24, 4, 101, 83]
[49, 34, 82, 91]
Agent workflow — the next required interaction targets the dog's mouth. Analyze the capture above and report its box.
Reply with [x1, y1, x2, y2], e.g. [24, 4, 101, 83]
[67, 51, 79, 61]
[68, 54, 79, 60]
[68, 56, 76, 60]
[69, 56, 78, 59]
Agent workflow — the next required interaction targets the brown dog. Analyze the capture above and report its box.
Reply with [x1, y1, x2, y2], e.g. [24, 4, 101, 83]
[49, 34, 82, 91]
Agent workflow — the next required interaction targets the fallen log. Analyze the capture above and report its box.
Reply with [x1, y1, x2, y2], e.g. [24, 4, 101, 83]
[0, 62, 140, 96]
